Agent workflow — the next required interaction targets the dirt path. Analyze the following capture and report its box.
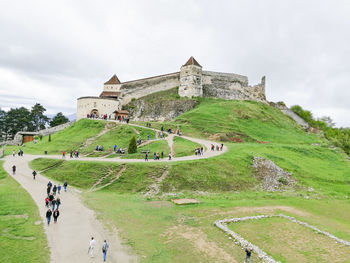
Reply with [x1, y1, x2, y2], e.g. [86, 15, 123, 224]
[91, 164, 126, 192]
[145, 167, 169, 197]
[3, 155, 137, 263]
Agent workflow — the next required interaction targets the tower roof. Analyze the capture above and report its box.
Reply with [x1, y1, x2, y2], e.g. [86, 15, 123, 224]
[104, 74, 121, 85]
[183, 56, 202, 67]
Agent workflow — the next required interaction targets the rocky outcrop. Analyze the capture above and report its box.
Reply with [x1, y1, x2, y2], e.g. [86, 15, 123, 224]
[270, 102, 310, 129]
[252, 157, 296, 191]
[124, 88, 198, 121]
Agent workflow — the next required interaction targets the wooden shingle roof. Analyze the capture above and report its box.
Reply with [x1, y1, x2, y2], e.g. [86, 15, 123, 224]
[183, 56, 202, 67]
[104, 74, 121, 85]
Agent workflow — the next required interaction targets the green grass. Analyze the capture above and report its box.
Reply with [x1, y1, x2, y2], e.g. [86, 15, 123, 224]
[0, 161, 49, 262]
[228, 216, 350, 262]
[83, 192, 350, 263]
[80, 124, 156, 155]
[4, 119, 105, 156]
[134, 99, 322, 144]
[173, 136, 201, 157]
[29, 159, 121, 189]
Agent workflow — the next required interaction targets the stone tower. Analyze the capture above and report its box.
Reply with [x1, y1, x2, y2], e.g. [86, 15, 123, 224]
[103, 74, 122, 92]
[178, 56, 203, 98]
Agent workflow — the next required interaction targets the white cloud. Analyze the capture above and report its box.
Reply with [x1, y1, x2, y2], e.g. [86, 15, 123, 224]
[0, 0, 349, 127]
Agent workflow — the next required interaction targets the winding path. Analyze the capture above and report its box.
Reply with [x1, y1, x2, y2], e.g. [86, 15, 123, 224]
[1, 120, 227, 262]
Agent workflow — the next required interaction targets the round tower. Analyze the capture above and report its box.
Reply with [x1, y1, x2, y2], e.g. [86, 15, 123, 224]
[178, 56, 203, 98]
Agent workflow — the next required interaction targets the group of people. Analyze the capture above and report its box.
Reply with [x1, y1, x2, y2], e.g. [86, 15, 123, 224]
[12, 149, 23, 157]
[88, 237, 109, 261]
[69, 150, 79, 158]
[145, 152, 172, 161]
[211, 143, 224, 151]
[45, 180, 66, 225]
[194, 147, 204, 156]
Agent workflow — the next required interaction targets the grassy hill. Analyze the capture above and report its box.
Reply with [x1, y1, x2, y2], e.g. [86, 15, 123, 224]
[10, 98, 350, 262]
[0, 161, 49, 263]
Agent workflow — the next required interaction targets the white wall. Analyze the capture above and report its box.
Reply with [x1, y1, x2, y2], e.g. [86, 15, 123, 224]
[76, 97, 121, 120]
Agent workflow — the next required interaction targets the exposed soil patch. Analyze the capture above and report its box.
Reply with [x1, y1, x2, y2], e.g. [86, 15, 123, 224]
[164, 225, 237, 263]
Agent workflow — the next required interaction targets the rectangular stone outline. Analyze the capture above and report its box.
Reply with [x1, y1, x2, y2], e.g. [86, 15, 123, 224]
[214, 214, 350, 263]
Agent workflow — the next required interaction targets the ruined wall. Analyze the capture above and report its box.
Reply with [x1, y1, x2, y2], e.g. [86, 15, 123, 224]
[120, 72, 180, 105]
[76, 97, 121, 120]
[202, 71, 265, 101]
[39, 121, 75, 136]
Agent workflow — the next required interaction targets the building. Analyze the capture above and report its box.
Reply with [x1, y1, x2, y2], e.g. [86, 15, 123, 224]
[76, 57, 266, 120]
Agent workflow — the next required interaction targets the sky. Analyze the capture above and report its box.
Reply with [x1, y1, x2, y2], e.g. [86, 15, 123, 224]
[0, 0, 349, 127]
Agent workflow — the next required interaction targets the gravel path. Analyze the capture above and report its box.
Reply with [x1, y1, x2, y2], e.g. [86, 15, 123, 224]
[3, 155, 137, 263]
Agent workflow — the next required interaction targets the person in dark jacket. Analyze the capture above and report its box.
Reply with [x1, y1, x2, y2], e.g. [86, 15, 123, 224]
[32, 170, 37, 179]
[63, 181, 68, 192]
[245, 247, 252, 263]
[46, 209, 52, 225]
[52, 185, 57, 196]
[12, 165, 16, 175]
[51, 199, 56, 211]
[53, 209, 60, 224]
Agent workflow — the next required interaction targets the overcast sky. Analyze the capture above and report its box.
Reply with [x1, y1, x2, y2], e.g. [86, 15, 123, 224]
[0, 0, 349, 127]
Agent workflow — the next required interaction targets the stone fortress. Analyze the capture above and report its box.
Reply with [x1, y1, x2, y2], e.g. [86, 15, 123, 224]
[76, 57, 266, 120]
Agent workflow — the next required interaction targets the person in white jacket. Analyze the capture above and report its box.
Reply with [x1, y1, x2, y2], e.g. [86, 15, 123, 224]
[88, 237, 96, 258]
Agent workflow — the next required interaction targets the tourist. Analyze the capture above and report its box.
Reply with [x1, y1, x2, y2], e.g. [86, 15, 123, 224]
[70, 151, 73, 158]
[200, 147, 204, 155]
[12, 150, 15, 157]
[56, 197, 61, 209]
[47, 186, 51, 195]
[32, 170, 37, 179]
[12, 165, 16, 175]
[145, 153, 148, 161]
[114, 145, 117, 151]
[45, 197, 49, 207]
[153, 152, 156, 160]
[161, 152, 164, 159]
[147, 134, 150, 140]
[220, 143, 224, 151]
[63, 181, 68, 192]
[53, 209, 60, 224]
[57, 184, 61, 194]
[88, 237, 96, 258]
[168, 153, 172, 160]
[102, 240, 109, 262]
[46, 209, 52, 225]
[51, 198, 56, 211]
[52, 185, 57, 196]
[245, 247, 252, 263]
[62, 151, 65, 158]
[75, 151, 79, 158]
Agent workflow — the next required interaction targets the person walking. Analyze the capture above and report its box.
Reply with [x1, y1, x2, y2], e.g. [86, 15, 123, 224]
[32, 170, 37, 179]
[12, 150, 15, 157]
[145, 153, 148, 162]
[57, 184, 62, 194]
[56, 197, 61, 210]
[63, 181, 68, 192]
[12, 165, 16, 175]
[88, 237, 96, 258]
[245, 247, 252, 263]
[47, 186, 51, 195]
[52, 185, 57, 196]
[168, 153, 172, 160]
[51, 198, 56, 211]
[102, 240, 109, 262]
[62, 151, 65, 158]
[53, 209, 60, 224]
[46, 209, 52, 225]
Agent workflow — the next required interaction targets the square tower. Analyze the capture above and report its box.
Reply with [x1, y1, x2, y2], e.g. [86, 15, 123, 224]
[178, 57, 203, 98]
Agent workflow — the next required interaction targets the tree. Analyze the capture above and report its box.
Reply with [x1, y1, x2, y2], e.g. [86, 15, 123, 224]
[30, 103, 49, 131]
[318, 116, 335, 128]
[128, 136, 137, 154]
[50, 112, 69, 127]
[0, 108, 7, 140]
[5, 107, 32, 137]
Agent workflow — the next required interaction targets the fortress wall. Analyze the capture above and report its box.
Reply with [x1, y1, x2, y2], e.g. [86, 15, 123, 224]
[39, 121, 76, 136]
[120, 72, 180, 105]
[202, 71, 265, 101]
[77, 97, 121, 120]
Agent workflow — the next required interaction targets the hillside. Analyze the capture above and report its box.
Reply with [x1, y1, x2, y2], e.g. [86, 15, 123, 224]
[5, 99, 350, 262]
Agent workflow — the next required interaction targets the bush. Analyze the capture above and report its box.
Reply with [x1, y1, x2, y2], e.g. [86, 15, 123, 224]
[128, 136, 137, 154]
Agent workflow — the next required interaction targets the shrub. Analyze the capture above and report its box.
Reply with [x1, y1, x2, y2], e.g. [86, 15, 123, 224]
[48, 134, 51, 142]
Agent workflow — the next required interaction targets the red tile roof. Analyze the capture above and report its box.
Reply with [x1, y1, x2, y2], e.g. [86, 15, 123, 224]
[99, 91, 121, 98]
[183, 56, 202, 67]
[104, 74, 121, 85]
[114, 110, 129, 114]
